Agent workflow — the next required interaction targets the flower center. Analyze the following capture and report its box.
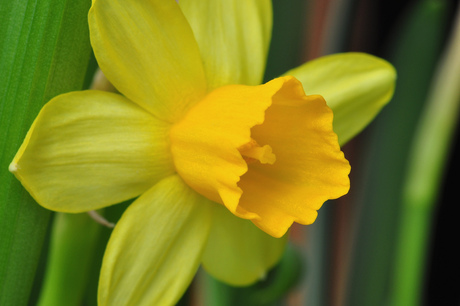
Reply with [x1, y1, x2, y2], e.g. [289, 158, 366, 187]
[238, 139, 276, 165]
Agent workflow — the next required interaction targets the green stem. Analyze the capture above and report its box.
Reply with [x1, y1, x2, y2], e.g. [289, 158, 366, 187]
[37, 213, 103, 306]
[389, 4, 460, 306]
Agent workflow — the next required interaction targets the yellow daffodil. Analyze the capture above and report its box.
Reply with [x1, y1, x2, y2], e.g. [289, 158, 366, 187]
[9, 0, 396, 304]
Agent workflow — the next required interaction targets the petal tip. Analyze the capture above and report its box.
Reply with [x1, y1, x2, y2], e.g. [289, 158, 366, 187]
[8, 162, 18, 173]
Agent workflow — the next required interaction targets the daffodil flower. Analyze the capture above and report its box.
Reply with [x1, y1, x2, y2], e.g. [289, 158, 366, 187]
[9, 0, 396, 304]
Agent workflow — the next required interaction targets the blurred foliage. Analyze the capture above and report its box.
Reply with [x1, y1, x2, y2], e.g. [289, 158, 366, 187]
[346, 1, 450, 305]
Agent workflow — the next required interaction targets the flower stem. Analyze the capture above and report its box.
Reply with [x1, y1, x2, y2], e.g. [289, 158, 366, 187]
[37, 213, 102, 306]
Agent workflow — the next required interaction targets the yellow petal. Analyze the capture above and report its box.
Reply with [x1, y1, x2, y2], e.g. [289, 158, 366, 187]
[9, 91, 174, 212]
[89, 0, 207, 122]
[170, 77, 288, 216]
[237, 78, 351, 237]
[202, 204, 287, 286]
[98, 175, 212, 306]
[285, 52, 396, 145]
[179, 0, 272, 89]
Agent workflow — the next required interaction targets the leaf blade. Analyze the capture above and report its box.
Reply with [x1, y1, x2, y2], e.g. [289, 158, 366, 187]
[0, 0, 95, 304]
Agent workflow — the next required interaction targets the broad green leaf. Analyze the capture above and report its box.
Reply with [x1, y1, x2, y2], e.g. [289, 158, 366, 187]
[0, 0, 95, 304]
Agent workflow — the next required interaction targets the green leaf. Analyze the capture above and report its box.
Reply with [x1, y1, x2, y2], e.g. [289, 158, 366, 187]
[0, 0, 95, 304]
